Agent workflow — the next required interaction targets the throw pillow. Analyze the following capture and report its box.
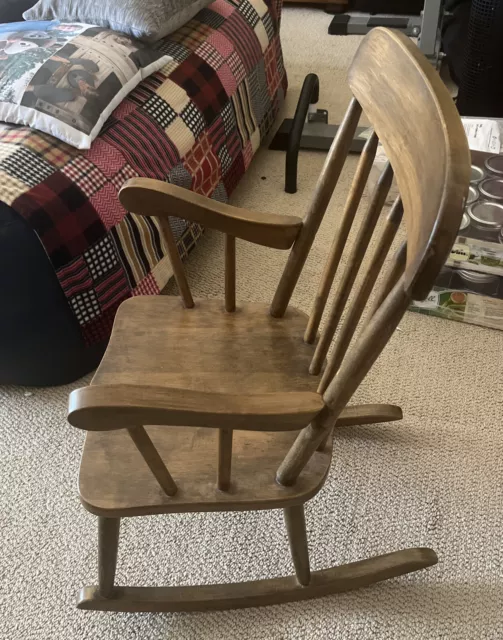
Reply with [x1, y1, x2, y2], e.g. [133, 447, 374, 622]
[24, 0, 212, 43]
[0, 22, 170, 149]
[0, 0, 36, 23]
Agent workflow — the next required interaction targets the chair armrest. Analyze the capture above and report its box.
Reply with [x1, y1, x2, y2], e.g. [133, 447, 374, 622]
[119, 178, 303, 250]
[68, 385, 324, 432]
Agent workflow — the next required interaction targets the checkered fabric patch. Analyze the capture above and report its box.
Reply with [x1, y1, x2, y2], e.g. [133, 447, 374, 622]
[227, 50, 247, 85]
[262, 11, 276, 41]
[1, 127, 74, 168]
[195, 41, 225, 69]
[2, 0, 288, 347]
[70, 289, 101, 324]
[143, 94, 178, 129]
[238, 0, 260, 27]
[155, 38, 192, 63]
[180, 102, 206, 138]
[61, 157, 107, 198]
[84, 234, 120, 280]
[134, 272, 161, 296]
[221, 102, 238, 136]
[196, 7, 226, 30]
[110, 164, 138, 192]
[1, 147, 55, 188]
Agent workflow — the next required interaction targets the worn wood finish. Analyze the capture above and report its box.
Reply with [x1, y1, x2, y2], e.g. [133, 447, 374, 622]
[70, 385, 324, 433]
[319, 197, 403, 393]
[317, 402, 403, 451]
[127, 426, 177, 496]
[120, 179, 303, 251]
[304, 132, 378, 344]
[79, 426, 333, 517]
[284, 505, 311, 586]
[278, 279, 412, 487]
[157, 216, 194, 308]
[332, 403, 403, 428]
[348, 28, 470, 299]
[309, 162, 394, 376]
[270, 98, 362, 318]
[225, 235, 236, 313]
[364, 241, 407, 328]
[218, 429, 233, 491]
[77, 547, 438, 611]
[91, 298, 319, 394]
[98, 517, 120, 598]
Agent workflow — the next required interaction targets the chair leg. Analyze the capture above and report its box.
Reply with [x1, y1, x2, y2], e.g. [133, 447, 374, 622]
[98, 517, 120, 598]
[283, 504, 311, 586]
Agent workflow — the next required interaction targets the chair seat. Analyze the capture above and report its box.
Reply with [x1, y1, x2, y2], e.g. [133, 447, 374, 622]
[80, 297, 331, 517]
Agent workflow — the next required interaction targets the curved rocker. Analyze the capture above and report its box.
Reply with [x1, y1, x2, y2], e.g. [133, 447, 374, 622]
[78, 547, 438, 612]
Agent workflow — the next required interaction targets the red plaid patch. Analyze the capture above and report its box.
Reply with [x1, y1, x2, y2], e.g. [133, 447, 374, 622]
[61, 157, 107, 198]
[264, 41, 281, 97]
[184, 132, 220, 196]
[170, 54, 229, 126]
[13, 172, 105, 269]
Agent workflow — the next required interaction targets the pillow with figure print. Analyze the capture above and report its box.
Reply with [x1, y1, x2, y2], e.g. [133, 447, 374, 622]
[0, 21, 170, 149]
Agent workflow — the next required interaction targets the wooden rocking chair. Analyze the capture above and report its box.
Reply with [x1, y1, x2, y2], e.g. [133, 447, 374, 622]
[68, 28, 470, 613]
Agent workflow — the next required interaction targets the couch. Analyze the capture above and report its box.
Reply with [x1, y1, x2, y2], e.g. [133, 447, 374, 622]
[0, 0, 286, 385]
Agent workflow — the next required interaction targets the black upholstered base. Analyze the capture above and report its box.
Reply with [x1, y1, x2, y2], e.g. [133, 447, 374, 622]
[0, 203, 106, 386]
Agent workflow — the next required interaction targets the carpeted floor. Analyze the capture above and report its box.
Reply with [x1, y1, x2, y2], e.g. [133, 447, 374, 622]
[2, 7, 503, 640]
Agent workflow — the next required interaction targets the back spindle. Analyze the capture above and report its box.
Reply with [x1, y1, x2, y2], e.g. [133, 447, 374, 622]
[319, 197, 404, 393]
[363, 240, 407, 329]
[304, 132, 379, 344]
[225, 234, 236, 312]
[309, 162, 394, 376]
[158, 216, 194, 309]
[217, 428, 233, 491]
[271, 97, 363, 318]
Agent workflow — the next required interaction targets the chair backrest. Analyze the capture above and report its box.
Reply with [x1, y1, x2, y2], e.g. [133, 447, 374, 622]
[273, 28, 470, 484]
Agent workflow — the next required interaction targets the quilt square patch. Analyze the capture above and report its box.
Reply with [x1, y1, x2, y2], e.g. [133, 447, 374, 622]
[61, 157, 107, 198]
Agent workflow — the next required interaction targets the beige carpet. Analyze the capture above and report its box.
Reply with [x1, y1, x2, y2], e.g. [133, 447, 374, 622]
[2, 7, 503, 639]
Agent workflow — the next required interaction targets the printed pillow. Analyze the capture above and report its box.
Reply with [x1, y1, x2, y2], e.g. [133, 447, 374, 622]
[0, 22, 170, 149]
[24, 0, 213, 43]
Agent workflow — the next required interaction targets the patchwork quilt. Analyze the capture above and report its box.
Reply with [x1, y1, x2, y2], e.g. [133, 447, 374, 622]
[0, 0, 286, 345]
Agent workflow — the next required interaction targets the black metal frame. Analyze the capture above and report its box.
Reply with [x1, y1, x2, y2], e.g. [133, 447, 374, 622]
[281, 74, 319, 194]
